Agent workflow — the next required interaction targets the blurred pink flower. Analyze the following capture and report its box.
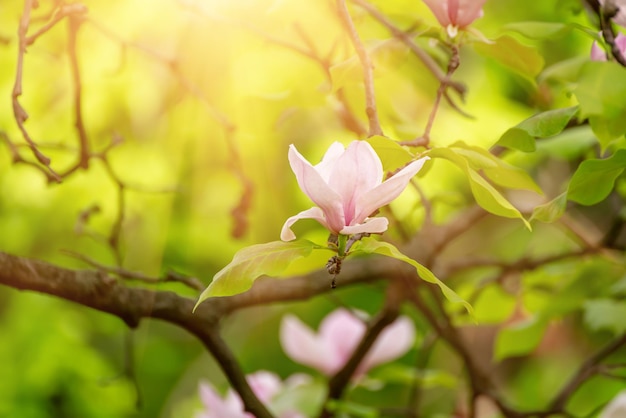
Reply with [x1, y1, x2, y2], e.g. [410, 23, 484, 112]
[591, 33, 626, 61]
[601, 390, 626, 418]
[600, 0, 626, 26]
[196, 371, 305, 418]
[280, 308, 415, 377]
[281, 141, 428, 241]
[423, 0, 487, 33]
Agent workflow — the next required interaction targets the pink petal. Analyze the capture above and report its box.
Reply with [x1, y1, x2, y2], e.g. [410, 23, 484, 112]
[319, 309, 366, 374]
[280, 207, 331, 241]
[591, 40, 607, 61]
[602, 390, 626, 418]
[423, 0, 452, 26]
[454, 0, 486, 27]
[198, 382, 248, 418]
[339, 217, 389, 236]
[280, 314, 336, 375]
[288, 145, 345, 233]
[327, 141, 383, 226]
[360, 316, 415, 373]
[353, 157, 429, 224]
[423, 0, 486, 28]
[247, 371, 282, 403]
[315, 142, 346, 182]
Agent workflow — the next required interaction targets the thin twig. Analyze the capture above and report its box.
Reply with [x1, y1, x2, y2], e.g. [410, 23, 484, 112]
[351, 0, 466, 99]
[63, 250, 204, 292]
[336, 0, 383, 137]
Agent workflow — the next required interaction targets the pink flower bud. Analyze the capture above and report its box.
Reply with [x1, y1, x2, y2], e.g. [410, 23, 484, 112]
[423, 0, 487, 34]
[591, 33, 626, 61]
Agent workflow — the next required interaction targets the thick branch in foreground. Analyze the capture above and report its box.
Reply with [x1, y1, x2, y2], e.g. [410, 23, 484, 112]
[0, 251, 401, 417]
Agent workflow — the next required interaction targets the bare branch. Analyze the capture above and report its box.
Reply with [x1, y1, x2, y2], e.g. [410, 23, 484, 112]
[336, 0, 383, 137]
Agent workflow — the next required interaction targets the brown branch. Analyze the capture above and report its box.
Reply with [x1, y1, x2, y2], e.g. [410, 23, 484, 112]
[12, 0, 60, 180]
[319, 280, 406, 417]
[547, 333, 626, 414]
[599, 0, 626, 66]
[25, 3, 88, 46]
[336, 0, 383, 137]
[65, 13, 91, 173]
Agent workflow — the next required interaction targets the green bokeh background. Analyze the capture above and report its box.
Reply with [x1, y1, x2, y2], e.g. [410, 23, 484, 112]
[0, 0, 624, 417]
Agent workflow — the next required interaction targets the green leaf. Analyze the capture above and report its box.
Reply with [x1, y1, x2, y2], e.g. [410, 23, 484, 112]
[567, 149, 626, 205]
[497, 106, 579, 152]
[502, 21, 599, 41]
[449, 141, 542, 193]
[194, 240, 320, 309]
[428, 147, 531, 228]
[575, 61, 626, 120]
[502, 22, 570, 39]
[539, 56, 588, 84]
[530, 192, 567, 223]
[584, 299, 626, 335]
[474, 35, 544, 83]
[589, 114, 626, 152]
[366, 135, 414, 172]
[494, 316, 548, 361]
[535, 125, 596, 160]
[355, 239, 473, 315]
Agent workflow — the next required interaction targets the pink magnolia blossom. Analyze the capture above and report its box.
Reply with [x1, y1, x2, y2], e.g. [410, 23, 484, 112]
[591, 33, 626, 61]
[280, 141, 428, 241]
[280, 308, 415, 376]
[600, 0, 626, 27]
[601, 390, 626, 418]
[423, 0, 486, 35]
[196, 371, 305, 418]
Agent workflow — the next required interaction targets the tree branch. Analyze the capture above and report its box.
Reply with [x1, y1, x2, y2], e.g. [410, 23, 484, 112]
[336, 0, 383, 137]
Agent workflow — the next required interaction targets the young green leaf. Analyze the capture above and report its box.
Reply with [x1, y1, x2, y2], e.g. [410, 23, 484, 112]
[428, 148, 531, 229]
[494, 316, 548, 361]
[575, 62, 626, 120]
[355, 239, 473, 315]
[449, 141, 542, 193]
[366, 135, 414, 172]
[502, 22, 570, 39]
[567, 149, 626, 205]
[474, 35, 544, 84]
[496, 106, 579, 152]
[530, 192, 567, 223]
[194, 240, 321, 309]
[583, 299, 626, 335]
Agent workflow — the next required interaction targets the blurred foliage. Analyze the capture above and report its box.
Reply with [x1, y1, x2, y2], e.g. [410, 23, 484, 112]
[1, 0, 626, 417]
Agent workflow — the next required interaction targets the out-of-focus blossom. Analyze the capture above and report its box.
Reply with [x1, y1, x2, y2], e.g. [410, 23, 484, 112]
[600, 390, 626, 418]
[196, 381, 250, 418]
[423, 0, 487, 37]
[196, 371, 305, 418]
[280, 308, 415, 377]
[280, 141, 428, 241]
[591, 32, 626, 61]
[600, 0, 626, 27]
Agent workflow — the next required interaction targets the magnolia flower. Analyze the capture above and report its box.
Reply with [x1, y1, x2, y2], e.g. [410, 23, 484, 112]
[196, 371, 305, 418]
[600, 0, 626, 27]
[280, 308, 415, 377]
[591, 32, 626, 61]
[423, 0, 487, 37]
[280, 141, 428, 241]
[600, 390, 626, 418]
